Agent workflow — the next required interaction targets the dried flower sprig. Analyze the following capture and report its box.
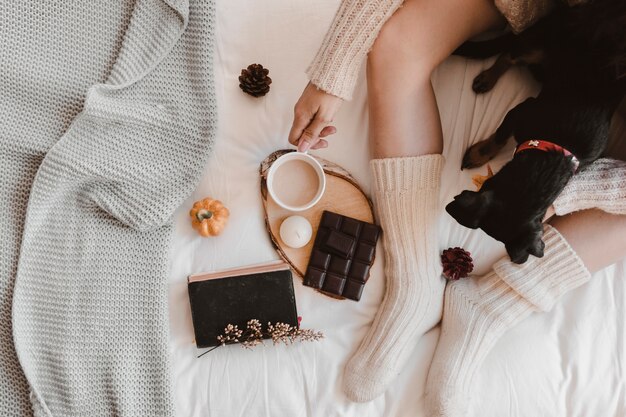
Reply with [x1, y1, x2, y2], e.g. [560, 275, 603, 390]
[216, 323, 243, 344]
[197, 318, 323, 358]
[241, 319, 264, 349]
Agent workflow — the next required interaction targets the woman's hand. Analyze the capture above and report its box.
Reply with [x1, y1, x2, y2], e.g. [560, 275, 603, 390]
[288, 82, 343, 152]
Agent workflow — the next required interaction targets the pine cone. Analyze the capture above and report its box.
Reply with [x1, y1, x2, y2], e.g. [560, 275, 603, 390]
[239, 63, 272, 97]
[441, 247, 474, 280]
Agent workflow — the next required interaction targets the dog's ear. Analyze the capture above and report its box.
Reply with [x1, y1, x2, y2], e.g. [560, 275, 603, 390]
[505, 220, 545, 264]
[445, 190, 493, 229]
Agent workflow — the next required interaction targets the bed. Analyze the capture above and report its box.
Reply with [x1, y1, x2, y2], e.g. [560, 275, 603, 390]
[167, 1, 626, 416]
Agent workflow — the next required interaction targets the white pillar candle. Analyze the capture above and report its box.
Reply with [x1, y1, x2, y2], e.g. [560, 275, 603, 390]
[279, 215, 312, 249]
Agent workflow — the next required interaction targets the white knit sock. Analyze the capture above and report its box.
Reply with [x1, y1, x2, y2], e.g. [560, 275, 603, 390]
[554, 158, 626, 216]
[425, 225, 590, 416]
[343, 154, 445, 402]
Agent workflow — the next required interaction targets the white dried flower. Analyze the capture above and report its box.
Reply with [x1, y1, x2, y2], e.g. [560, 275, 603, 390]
[210, 319, 324, 355]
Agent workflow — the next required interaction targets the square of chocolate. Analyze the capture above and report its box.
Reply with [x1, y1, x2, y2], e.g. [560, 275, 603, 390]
[322, 273, 346, 294]
[360, 223, 381, 244]
[302, 211, 381, 302]
[329, 257, 351, 276]
[323, 229, 356, 259]
[321, 211, 342, 230]
[354, 242, 375, 263]
[309, 249, 331, 270]
[348, 260, 371, 283]
[314, 226, 330, 246]
[303, 268, 326, 289]
[341, 217, 362, 237]
[342, 279, 365, 301]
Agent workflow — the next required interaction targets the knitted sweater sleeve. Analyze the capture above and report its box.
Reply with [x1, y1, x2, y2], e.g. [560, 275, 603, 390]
[306, 0, 405, 101]
[553, 158, 626, 216]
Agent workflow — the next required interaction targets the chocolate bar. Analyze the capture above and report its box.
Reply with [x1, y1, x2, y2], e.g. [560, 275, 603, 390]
[304, 211, 381, 301]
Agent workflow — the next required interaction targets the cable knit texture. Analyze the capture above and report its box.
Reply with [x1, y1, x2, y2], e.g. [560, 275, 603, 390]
[1, 0, 217, 415]
[425, 225, 591, 416]
[343, 155, 445, 402]
[554, 158, 626, 216]
[306, 0, 405, 100]
[493, 0, 555, 33]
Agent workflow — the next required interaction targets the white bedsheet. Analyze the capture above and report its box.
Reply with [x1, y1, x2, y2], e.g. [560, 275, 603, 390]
[167, 1, 626, 416]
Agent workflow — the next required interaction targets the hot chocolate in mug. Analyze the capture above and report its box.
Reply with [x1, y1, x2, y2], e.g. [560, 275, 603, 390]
[266, 151, 326, 212]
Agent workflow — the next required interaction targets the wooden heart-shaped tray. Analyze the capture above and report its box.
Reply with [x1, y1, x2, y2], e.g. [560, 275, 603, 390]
[260, 150, 375, 281]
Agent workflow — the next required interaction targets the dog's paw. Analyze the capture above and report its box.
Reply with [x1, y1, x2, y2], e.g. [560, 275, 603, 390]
[462, 135, 500, 170]
[472, 71, 497, 94]
[505, 224, 546, 264]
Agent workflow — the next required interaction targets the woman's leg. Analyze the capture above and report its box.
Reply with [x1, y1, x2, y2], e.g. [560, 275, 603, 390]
[368, 0, 503, 158]
[425, 210, 626, 416]
[551, 209, 626, 273]
[343, 0, 504, 402]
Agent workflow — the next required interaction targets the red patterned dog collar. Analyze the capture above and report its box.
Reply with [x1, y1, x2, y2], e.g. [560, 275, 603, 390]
[514, 139, 580, 172]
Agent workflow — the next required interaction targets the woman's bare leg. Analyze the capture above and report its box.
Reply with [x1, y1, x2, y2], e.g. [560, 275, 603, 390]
[368, 0, 503, 158]
[343, 0, 505, 403]
[551, 209, 626, 273]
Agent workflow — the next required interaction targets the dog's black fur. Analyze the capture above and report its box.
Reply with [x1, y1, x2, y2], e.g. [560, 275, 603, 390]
[447, 0, 626, 264]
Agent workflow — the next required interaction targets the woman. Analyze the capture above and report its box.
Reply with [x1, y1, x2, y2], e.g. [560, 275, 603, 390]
[288, 0, 626, 413]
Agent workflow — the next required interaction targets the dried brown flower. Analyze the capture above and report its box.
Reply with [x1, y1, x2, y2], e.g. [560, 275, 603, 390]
[199, 319, 324, 357]
[294, 328, 325, 342]
[267, 322, 295, 345]
[216, 323, 243, 345]
[241, 319, 264, 349]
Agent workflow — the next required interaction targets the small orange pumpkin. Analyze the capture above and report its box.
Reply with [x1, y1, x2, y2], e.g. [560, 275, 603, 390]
[189, 197, 230, 237]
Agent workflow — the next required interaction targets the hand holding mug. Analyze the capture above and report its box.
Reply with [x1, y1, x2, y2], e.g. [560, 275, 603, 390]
[288, 82, 343, 152]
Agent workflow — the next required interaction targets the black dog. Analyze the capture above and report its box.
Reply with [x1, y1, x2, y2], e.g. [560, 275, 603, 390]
[446, 0, 626, 264]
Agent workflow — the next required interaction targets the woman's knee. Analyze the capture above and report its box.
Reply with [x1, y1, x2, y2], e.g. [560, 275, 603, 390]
[367, 0, 504, 86]
[367, 14, 436, 83]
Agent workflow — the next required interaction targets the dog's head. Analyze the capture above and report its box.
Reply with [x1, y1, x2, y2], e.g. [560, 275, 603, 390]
[446, 189, 546, 263]
[446, 151, 574, 264]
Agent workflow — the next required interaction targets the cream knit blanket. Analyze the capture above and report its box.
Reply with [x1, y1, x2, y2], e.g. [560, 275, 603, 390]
[0, 0, 216, 415]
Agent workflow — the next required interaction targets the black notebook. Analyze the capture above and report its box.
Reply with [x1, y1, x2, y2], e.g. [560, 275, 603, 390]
[187, 261, 299, 348]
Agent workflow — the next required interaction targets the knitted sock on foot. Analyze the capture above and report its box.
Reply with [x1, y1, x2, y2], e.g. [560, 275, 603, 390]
[343, 154, 445, 402]
[425, 225, 590, 416]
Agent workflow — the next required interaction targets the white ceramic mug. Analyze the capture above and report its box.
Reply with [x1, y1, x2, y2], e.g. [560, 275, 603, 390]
[266, 152, 326, 212]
